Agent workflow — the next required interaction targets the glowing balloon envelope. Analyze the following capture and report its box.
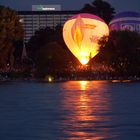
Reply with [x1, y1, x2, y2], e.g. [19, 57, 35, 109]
[63, 13, 109, 65]
[109, 11, 140, 33]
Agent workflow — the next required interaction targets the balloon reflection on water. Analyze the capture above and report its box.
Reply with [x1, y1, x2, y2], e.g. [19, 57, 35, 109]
[60, 81, 116, 140]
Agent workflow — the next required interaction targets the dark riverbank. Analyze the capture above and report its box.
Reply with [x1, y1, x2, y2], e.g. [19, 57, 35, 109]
[0, 74, 140, 83]
[0, 69, 140, 83]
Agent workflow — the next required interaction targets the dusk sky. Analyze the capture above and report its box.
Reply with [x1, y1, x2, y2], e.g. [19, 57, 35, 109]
[0, 0, 140, 13]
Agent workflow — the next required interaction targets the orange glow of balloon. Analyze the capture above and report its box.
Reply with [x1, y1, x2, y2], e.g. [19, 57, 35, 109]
[63, 13, 109, 65]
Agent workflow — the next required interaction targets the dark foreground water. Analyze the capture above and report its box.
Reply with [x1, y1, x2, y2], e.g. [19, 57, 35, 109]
[0, 81, 140, 140]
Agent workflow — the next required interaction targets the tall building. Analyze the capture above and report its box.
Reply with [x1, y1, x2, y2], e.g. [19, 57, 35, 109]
[18, 10, 79, 43]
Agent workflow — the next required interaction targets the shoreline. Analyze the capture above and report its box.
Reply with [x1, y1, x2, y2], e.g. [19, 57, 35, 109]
[0, 76, 140, 83]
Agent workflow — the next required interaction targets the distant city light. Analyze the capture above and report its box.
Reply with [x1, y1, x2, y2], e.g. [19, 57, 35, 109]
[44, 75, 53, 82]
[19, 18, 24, 23]
[48, 76, 53, 82]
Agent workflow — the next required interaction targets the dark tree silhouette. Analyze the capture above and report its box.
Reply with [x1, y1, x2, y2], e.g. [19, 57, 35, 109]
[98, 30, 140, 76]
[27, 27, 55, 62]
[81, 0, 116, 23]
[81, 3, 95, 14]
[92, 0, 115, 23]
[0, 5, 23, 68]
[27, 26, 80, 78]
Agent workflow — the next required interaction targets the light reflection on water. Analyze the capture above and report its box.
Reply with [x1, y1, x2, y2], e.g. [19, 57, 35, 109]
[60, 81, 115, 139]
[0, 81, 140, 139]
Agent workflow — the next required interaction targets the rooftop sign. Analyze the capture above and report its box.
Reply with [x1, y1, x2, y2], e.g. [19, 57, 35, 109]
[32, 5, 61, 11]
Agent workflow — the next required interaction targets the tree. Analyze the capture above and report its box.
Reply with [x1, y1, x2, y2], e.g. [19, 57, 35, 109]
[27, 26, 80, 78]
[36, 42, 79, 78]
[98, 30, 140, 76]
[81, 0, 115, 23]
[27, 27, 56, 62]
[0, 5, 23, 68]
[81, 3, 95, 14]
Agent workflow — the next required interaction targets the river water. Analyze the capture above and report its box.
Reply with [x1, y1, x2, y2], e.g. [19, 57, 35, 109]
[0, 81, 140, 140]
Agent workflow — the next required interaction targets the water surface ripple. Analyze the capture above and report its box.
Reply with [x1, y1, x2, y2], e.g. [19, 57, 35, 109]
[0, 81, 140, 140]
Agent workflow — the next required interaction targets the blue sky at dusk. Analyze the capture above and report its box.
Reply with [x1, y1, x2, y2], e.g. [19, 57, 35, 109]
[0, 0, 140, 13]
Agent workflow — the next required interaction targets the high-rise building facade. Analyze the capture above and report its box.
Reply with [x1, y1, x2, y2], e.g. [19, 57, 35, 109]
[18, 11, 79, 43]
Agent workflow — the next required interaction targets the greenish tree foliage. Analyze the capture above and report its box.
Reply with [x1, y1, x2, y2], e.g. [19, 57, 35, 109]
[0, 5, 23, 68]
[98, 30, 140, 76]
[81, 0, 115, 23]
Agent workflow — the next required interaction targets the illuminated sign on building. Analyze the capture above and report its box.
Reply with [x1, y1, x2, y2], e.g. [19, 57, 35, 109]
[32, 5, 61, 11]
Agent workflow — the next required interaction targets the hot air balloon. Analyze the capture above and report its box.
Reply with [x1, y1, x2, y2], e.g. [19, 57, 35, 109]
[109, 11, 140, 33]
[63, 13, 109, 65]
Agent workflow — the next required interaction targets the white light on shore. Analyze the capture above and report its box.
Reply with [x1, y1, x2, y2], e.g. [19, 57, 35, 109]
[48, 76, 53, 82]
